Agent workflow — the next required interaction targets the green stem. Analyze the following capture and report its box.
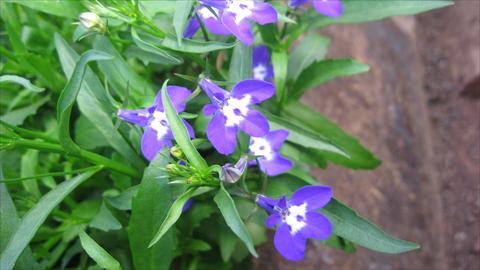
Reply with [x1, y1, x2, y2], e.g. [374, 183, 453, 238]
[10, 138, 140, 178]
[0, 120, 57, 143]
[195, 13, 210, 42]
[0, 166, 99, 183]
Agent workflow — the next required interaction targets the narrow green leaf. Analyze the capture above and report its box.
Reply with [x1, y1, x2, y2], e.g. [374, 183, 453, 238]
[261, 109, 349, 157]
[7, 0, 85, 18]
[0, 75, 45, 93]
[322, 198, 419, 254]
[272, 50, 288, 104]
[292, 59, 369, 99]
[229, 43, 252, 83]
[214, 183, 257, 257]
[161, 81, 208, 170]
[0, 95, 49, 126]
[131, 28, 183, 65]
[304, 0, 453, 29]
[56, 49, 113, 152]
[284, 101, 381, 169]
[173, 0, 194, 46]
[20, 150, 40, 199]
[0, 169, 100, 270]
[148, 187, 196, 248]
[79, 231, 121, 270]
[90, 202, 122, 232]
[128, 150, 176, 270]
[288, 34, 330, 81]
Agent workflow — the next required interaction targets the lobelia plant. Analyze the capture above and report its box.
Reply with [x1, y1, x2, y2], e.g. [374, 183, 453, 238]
[0, 0, 453, 269]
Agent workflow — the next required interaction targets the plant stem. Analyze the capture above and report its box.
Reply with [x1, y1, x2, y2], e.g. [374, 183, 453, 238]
[0, 166, 99, 183]
[195, 13, 210, 42]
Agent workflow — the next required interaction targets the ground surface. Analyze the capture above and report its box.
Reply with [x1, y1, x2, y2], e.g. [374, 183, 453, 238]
[253, 1, 480, 269]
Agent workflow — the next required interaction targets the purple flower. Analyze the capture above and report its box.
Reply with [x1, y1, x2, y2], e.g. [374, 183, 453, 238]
[182, 198, 193, 212]
[289, 0, 343, 17]
[249, 130, 292, 176]
[184, 0, 278, 45]
[256, 186, 333, 261]
[118, 86, 195, 161]
[199, 78, 274, 155]
[252, 45, 274, 82]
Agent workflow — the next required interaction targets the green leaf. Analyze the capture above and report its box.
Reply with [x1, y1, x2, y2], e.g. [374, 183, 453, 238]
[90, 202, 122, 232]
[148, 187, 196, 248]
[128, 150, 176, 270]
[0, 95, 49, 126]
[229, 42, 252, 83]
[20, 150, 40, 199]
[322, 198, 419, 254]
[79, 231, 122, 270]
[288, 34, 330, 81]
[131, 28, 183, 66]
[55, 34, 145, 170]
[173, 0, 194, 46]
[0, 169, 100, 270]
[7, 0, 85, 18]
[56, 49, 113, 152]
[272, 50, 288, 104]
[261, 109, 349, 158]
[213, 183, 257, 257]
[304, 0, 453, 29]
[292, 59, 369, 99]
[161, 81, 208, 170]
[284, 101, 381, 169]
[0, 75, 45, 93]
[74, 116, 109, 150]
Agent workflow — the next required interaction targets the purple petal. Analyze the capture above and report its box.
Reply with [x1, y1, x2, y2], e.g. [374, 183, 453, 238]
[289, 0, 309, 8]
[183, 119, 195, 138]
[312, 0, 343, 17]
[258, 154, 293, 176]
[231, 79, 275, 103]
[199, 79, 229, 105]
[264, 129, 289, 151]
[117, 108, 151, 127]
[155, 86, 191, 112]
[184, 17, 200, 38]
[182, 198, 193, 212]
[200, 0, 227, 9]
[206, 113, 238, 155]
[278, 196, 287, 209]
[256, 194, 279, 213]
[290, 185, 333, 210]
[252, 45, 270, 67]
[266, 213, 282, 228]
[198, 6, 231, 35]
[239, 109, 269, 137]
[274, 223, 307, 261]
[203, 104, 218, 116]
[221, 12, 254, 46]
[141, 127, 172, 161]
[251, 2, 278, 25]
[300, 212, 332, 240]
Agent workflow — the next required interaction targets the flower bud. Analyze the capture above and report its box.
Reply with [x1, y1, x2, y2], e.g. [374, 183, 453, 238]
[79, 12, 106, 33]
[170, 145, 184, 159]
[220, 155, 248, 183]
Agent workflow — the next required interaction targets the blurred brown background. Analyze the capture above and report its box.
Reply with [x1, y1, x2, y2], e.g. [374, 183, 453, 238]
[254, 1, 480, 269]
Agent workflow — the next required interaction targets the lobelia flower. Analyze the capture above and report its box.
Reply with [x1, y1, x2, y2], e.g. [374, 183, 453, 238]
[199, 78, 275, 155]
[118, 86, 194, 161]
[220, 155, 248, 183]
[252, 45, 274, 82]
[256, 185, 333, 261]
[184, 0, 278, 45]
[249, 129, 292, 176]
[289, 0, 343, 17]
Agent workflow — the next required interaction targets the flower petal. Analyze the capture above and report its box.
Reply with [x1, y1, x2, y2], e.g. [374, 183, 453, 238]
[274, 223, 307, 261]
[266, 213, 282, 228]
[200, 0, 227, 9]
[221, 12, 254, 45]
[117, 108, 151, 127]
[198, 6, 231, 35]
[312, 0, 343, 17]
[184, 17, 200, 38]
[251, 2, 278, 25]
[203, 104, 218, 116]
[258, 154, 293, 176]
[289, 0, 309, 8]
[290, 185, 333, 210]
[256, 194, 279, 213]
[155, 86, 191, 112]
[239, 109, 269, 137]
[253, 45, 270, 67]
[264, 129, 289, 151]
[206, 113, 238, 155]
[199, 79, 229, 105]
[183, 119, 195, 138]
[231, 79, 275, 103]
[141, 127, 172, 161]
[300, 212, 332, 240]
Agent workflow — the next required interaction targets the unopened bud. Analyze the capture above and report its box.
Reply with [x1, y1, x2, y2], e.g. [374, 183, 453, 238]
[79, 12, 106, 33]
[170, 146, 184, 159]
[220, 155, 248, 183]
[165, 164, 177, 173]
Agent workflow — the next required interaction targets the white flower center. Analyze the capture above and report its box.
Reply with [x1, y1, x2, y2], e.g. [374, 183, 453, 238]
[149, 110, 169, 140]
[226, 0, 254, 24]
[283, 203, 307, 235]
[253, 64, 267, 81]
[249, 137, 274, 160]
[198, 6, 219, 19]
[221, 95, 251, 127]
